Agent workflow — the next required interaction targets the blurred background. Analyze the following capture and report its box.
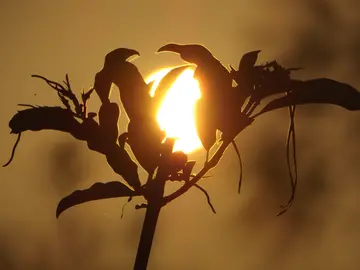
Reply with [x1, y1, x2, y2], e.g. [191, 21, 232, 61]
[1, 1, 360, 269]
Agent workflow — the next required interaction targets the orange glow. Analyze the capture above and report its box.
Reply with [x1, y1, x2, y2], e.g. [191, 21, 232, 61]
[145, 68, 202, 153]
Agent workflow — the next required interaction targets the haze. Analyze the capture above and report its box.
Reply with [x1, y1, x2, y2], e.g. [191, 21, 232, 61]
[1, 1, 360, 269]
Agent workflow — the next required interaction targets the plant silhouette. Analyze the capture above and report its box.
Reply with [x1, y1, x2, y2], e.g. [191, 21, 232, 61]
[3, 44, 360, 270]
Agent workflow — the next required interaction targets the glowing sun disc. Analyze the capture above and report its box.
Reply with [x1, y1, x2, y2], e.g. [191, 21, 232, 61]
[145, 68, 203, 153]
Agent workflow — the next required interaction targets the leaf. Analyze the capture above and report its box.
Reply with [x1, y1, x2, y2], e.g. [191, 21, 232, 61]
[56, 181, 138, 218]
[253, 78, 360, 117]
[152, 65, 191, 112]
[98, 102, 120, 145]
[238, 50, 261, 70]
[81, 87, 95, 103]
[106, 145, 142, 190]
[9, 106, 83, 138]
[183, 161, 196, 179]
[126, 119, 165, 174]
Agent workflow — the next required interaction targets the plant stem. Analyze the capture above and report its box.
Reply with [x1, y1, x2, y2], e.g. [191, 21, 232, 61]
[134, 168, 166, 270]
[133, 201, 162, 270]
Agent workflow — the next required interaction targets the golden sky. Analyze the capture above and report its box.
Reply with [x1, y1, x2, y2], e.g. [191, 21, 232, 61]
[1, 1, 360, 269]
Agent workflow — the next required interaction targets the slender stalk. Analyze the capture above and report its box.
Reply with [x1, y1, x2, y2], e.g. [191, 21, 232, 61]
[134, 167, 167, 270]
[134, 201, 162, 270]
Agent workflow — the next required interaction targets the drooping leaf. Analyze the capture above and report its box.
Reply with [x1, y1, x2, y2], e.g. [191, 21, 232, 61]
[253, 78, 360, 117]
[106, 145, 142, 190]
[56, 181, 138, 218]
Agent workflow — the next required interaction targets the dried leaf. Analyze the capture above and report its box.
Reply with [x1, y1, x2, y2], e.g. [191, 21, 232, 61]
[56, 181, 137, 218]
[253, 78, 360, 117]
[32, 74, 82, 116]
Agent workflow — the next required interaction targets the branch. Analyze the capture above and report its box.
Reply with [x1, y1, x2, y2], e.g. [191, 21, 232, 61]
[194, 184, 216, 214]
[162, 140, 231, 206]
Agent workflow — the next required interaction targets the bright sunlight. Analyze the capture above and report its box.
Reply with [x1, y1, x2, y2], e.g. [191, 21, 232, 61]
[146, 68, 203, 153]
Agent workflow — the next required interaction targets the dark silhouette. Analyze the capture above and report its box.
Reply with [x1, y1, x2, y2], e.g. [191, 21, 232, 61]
[157, 43, 248, 192]
[4, 44, 360, 270]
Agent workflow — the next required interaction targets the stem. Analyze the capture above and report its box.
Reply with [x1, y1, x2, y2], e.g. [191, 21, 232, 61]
[134, 167, 167, 270]
[134, 201, 162, 270]
[162, 140, 231, 206]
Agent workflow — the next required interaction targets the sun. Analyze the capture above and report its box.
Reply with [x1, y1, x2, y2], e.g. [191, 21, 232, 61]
[145, 67, 203, 153]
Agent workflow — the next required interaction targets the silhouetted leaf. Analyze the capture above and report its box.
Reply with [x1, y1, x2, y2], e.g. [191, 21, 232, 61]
[253, 78, 360, 117]
[106, 145, 142, 190]
[238, 50, 261, 70]
[9, 106, 83, 138]
[98, 102, 120, 145]
[183, 161, 196, 179]
[126, 120, 164, 174]
[93, 48, 140, 105]
[152, 65, 191, 112]
[169, 151, 188, 173]
[56, 181, 138, 218]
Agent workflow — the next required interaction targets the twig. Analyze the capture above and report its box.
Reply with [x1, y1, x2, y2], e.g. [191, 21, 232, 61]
[194, 184, 216, 214]
[3, 133, 22, 167]
[277, 105, 297, 216]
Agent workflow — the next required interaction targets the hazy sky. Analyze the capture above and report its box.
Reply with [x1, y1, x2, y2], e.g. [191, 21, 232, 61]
[1, 1, 360, 269]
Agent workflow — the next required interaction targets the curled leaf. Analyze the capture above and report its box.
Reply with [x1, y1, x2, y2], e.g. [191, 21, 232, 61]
[238, 50, 261, 70]
[253, 78, 360, 117]
[152, 65, 191, 112]
[56, 181, 138, 218]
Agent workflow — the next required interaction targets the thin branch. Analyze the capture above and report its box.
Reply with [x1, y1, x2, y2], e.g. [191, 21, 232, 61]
[277, 105, 297, 216]
[3, 133, 22, 167]
[18, 104, 37, 108]
[120, 196, 133, 219]
[32, 74, 68, 94]
[194, 183, 216, 214]
[231, 140, 243, 194]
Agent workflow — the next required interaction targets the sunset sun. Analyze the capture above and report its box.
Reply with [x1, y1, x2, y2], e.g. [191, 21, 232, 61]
[146, 67, 203, 153]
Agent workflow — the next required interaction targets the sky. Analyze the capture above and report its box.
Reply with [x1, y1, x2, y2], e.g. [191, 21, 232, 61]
[1, 1, 360, 269]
